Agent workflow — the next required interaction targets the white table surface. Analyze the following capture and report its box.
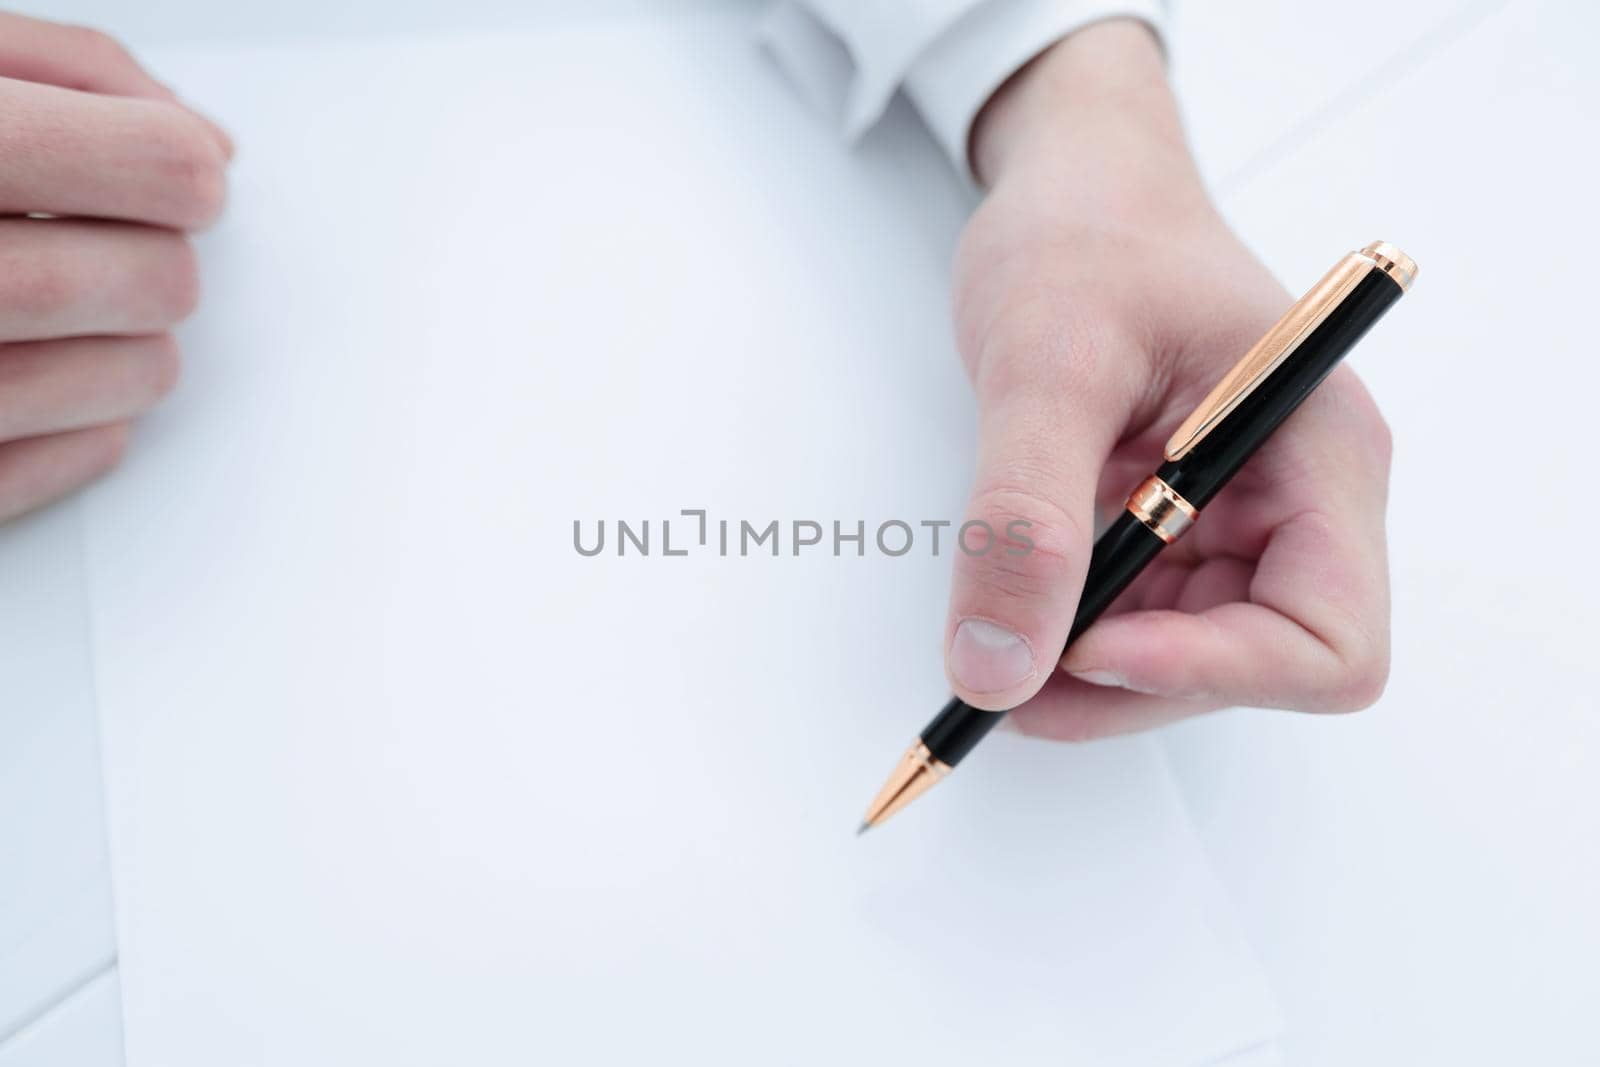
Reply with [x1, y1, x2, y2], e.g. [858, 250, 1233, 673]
[2, 1, 1595, 1064]
[0, 501, 116, 1059]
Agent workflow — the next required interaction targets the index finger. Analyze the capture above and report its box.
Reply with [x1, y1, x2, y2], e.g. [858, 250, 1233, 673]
[0, 75, 227, 230]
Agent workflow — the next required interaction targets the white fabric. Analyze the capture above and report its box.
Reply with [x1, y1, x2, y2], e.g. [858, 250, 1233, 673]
[762, 0, 1169, 184]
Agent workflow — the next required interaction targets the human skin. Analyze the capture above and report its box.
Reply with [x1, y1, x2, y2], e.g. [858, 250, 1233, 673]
[945, 18, 1393, 739]
[0, 12, 230, 522]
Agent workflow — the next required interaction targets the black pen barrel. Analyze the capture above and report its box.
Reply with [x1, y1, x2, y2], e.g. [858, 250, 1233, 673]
[923, 511, 1166, 765]
[1159, 269, 1403, 508]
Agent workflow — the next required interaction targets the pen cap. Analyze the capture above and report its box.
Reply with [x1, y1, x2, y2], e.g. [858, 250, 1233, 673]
[1155, 244, 1413, 509]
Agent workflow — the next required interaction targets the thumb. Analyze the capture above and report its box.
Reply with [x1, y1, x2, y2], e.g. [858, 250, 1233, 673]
[944, 325, 1139, 710]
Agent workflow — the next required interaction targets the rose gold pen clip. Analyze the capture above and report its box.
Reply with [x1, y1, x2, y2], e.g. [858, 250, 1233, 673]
[1164, 240, 1416, 462]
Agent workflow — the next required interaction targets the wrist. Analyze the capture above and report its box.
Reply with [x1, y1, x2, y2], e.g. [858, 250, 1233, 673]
[971, 19, 1206, 220]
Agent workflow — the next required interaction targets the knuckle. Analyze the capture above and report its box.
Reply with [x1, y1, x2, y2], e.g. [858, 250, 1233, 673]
[89, 422, 134, 475]
[1318, 634, 1391, 713]
[960, 483, 1084, 603]
[70, 26, 135, 68]
[1368, 411, 1395, 468]
[133, 334, 183, 403]
[1333, 370, 1394, 470]
[152, 121, 227, 226]
[150, 237, 202, 322]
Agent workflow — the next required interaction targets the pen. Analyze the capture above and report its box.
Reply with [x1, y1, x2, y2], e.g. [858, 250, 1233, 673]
[860, 241, 1417, 833]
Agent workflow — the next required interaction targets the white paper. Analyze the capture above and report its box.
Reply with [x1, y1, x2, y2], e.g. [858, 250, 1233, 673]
[85, 14, 1279, 1065]
[0, 969, 123, 1067]
[0, 502, 116, 1043]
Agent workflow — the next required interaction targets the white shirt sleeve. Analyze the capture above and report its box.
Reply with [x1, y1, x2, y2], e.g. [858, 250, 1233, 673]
[759, 0, 1169, 188]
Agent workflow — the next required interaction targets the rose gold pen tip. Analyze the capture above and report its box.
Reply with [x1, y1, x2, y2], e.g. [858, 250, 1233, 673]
[859, 742, 952, 834]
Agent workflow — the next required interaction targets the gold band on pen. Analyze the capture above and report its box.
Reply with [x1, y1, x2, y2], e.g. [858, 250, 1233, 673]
[1360, 241, 1417, 293]
[1126, 476, 1198, 544]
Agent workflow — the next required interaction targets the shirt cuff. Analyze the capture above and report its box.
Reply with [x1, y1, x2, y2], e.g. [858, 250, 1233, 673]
[760, 0, 1168, 190]
[760, 0, 993, 142]
[904, 0, 1168, 189]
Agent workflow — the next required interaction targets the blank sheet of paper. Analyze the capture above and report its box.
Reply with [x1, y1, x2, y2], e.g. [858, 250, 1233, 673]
[84, 13, 1279, 1065]
[0, 503, 116, 1044]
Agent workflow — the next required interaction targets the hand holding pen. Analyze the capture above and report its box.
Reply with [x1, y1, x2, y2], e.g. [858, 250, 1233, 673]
[884, 23, 1399, 801]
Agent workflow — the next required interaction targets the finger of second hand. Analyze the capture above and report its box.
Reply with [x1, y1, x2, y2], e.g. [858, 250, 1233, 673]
[0, 14, 173, 100]
[0, 334, 179, 442]
[0, 218, 199, 342]
[0, 14, 233, 159]
[0, 76, 227, 230]
[0, 421, 130, 524]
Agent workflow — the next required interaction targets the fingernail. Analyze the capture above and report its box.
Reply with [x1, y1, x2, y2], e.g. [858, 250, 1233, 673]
[1068, 668, 1128, 688]
[950, 618, 1035, 694]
